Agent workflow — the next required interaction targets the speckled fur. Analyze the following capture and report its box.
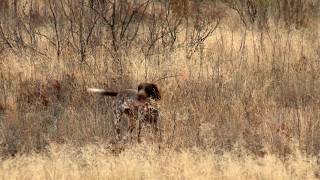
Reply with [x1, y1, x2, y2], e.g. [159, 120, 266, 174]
[88, 83, 161, 142]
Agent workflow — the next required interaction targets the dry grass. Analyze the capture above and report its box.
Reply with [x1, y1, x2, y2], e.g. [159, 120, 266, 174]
[0, 143, 318, 180]
[0, 2, 319, 178]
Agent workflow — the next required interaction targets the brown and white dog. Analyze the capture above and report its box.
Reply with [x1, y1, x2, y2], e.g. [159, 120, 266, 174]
[87, 83, 161, 142]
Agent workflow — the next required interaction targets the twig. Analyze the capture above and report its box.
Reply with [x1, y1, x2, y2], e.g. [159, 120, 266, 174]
[153, 74, 182, 82]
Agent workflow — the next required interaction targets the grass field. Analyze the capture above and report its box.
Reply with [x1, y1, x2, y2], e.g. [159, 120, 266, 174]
[0, 0, 319, 179]
[0, 143, 318, 179]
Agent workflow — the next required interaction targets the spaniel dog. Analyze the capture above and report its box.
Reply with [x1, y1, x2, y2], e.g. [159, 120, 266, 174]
[87, 83, 161, 142]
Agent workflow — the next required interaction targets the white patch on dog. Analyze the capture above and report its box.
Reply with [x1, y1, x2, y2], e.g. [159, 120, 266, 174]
[87, 88, 107, 93]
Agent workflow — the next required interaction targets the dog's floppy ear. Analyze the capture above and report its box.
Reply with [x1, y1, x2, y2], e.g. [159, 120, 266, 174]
[145, 83, 161, 100]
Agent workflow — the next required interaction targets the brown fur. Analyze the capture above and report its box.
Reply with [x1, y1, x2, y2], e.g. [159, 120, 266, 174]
[87, 83, 161, 142]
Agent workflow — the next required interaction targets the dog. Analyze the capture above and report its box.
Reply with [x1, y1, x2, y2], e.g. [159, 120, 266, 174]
[87, 83, 161, 142]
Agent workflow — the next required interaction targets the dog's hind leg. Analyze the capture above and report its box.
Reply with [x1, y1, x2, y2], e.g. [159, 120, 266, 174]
[112, 106, 123, 141]
[126, 109, 135, 142]
[136, 107, 146, 143]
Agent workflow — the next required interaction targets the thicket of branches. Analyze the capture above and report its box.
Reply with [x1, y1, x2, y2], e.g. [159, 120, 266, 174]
[0, 0, 223, 74]
[0, 0, 317, 70]
[221, 0, 319, 29]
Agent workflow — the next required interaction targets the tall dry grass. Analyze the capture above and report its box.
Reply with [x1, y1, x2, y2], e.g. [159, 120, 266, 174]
[0, 25, 319, 177]
[0, 1, 319, 178]
[0, 143, 318, 180]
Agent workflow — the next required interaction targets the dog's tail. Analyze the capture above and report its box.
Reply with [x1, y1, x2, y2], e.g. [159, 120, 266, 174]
[87, 88, 118, 96]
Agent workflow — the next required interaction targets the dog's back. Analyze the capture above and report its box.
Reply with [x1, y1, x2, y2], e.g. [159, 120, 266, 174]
[87, 88, 118, 96]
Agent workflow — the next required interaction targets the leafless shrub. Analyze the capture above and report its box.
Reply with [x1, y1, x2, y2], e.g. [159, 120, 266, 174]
[222, 0, 319, 29]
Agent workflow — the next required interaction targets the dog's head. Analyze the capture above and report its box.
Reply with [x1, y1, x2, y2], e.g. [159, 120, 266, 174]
[138, 83, 161, 100]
